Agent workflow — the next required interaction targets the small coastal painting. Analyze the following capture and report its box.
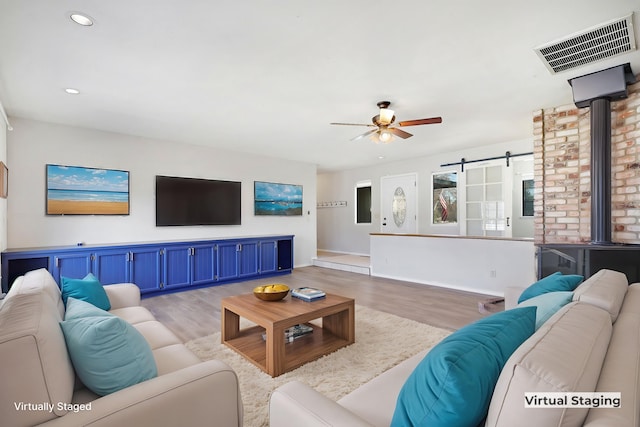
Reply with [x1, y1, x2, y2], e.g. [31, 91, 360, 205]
[254, 181, 302, 216]
[46, 164, 130, 215]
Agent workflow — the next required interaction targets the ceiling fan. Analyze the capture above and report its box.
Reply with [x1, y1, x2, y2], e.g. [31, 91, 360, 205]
[330, 101, 442, 143]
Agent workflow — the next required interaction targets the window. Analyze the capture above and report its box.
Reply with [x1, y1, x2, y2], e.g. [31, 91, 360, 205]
[522, 179, 534, 217]
[432, 172, 457, 224]
[355, 181, 371, 224]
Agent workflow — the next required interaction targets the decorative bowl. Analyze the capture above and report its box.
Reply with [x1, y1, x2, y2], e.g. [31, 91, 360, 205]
[253, 284, 290, 301]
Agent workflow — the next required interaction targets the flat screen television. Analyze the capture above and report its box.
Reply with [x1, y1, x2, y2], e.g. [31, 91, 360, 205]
[155, 175, 241, 226]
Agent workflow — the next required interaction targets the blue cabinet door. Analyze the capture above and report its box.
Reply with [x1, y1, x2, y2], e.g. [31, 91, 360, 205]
[130, 248, 162, 293]
[216, 242, 239, 281]
[259, 240, 278, 274]
[239, 241, 259, 278]
[163, 246, 191, 289]
[192, 244, 216, 286]
[93, 250, 130, 285]
[53, 253, 92, 283]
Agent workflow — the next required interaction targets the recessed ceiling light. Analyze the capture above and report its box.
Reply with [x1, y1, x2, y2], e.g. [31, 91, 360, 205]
[70, 13, 94, 26]
[65, 88, 80, 95]
[378, 156, 385, 160]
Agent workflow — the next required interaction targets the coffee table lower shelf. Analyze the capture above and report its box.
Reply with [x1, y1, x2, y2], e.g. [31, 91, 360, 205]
[223, 323, 349, 374]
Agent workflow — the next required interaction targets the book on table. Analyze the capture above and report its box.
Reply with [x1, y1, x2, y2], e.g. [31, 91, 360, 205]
[262, 324, 313, 342]
[291, 287, 326, 301]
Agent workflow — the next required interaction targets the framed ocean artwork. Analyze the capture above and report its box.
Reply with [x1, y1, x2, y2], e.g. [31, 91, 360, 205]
[254, 181, 302, 216]
[46, 164, 130, 215]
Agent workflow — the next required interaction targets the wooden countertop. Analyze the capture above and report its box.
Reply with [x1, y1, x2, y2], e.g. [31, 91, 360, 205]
[370, 233, 534, 243]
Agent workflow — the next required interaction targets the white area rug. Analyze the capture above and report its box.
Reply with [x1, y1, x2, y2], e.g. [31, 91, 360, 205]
[185, 305, 450, 427]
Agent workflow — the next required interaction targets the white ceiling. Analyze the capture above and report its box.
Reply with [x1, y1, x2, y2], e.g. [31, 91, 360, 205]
[0, 1, 639, 172]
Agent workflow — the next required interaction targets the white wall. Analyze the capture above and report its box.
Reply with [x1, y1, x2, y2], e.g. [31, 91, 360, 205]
[0, 118, 6, 253]
[7, 118, 317, 266]
[371, 234, 536, 296]
[318, 138, 533, 254]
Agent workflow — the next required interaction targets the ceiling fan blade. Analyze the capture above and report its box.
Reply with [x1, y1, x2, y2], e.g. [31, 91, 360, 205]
[330, 122, 377, 127]
[398, 117, 442, 127]
[350, 129, 379, 141]
[389, 127, 413, 139]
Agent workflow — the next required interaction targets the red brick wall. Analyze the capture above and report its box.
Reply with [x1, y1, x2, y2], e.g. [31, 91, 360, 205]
[533, 76, 640, 244]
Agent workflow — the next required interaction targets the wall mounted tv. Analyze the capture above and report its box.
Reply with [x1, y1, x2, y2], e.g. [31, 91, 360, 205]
[155, 175, 241, 226]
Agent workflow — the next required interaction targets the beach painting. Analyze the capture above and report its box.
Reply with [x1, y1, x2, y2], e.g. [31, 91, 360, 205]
[46, 164, 130, 215]
[254, 181, 302, 216]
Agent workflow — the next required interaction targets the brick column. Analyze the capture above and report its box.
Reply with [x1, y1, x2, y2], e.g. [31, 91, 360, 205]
[533, 76, 640, 244]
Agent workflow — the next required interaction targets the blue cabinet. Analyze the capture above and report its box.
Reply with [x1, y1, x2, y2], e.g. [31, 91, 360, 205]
[238, 241, 259, 278]
[163, 246, 192, 289]
[216, 242, 240, 281]
[53, 253, 92, 283]
[192, 244, 216, 286]
[93, 250, 130, 285]
[1, 235, 293, 295]
[259, 240, 278, 274]
[130, 248, 162, 293]
[91, 248, 163, 293]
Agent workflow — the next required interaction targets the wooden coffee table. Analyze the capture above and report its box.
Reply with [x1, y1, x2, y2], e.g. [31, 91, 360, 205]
[221, 292, 355, 377]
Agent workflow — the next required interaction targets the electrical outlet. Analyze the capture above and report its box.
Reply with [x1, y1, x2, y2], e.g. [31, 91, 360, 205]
[490, 270, 497, 278]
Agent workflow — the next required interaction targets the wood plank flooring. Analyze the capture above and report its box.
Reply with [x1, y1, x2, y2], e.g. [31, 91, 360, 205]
[140, 266, 504, 343]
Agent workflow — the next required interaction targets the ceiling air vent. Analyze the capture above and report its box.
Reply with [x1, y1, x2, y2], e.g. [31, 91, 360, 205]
[535, 13, 636, 74]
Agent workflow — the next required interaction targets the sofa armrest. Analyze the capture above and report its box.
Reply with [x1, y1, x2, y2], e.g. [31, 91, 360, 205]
[103, 283, 140, 309]
[270, 381, 373, 427]
[504, 286, 527, 309]
[39, 360, 242, 427]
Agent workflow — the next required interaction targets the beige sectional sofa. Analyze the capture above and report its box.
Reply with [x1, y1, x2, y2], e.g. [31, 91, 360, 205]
[270, 269, 639, 427]
[0, 268, 243, 427]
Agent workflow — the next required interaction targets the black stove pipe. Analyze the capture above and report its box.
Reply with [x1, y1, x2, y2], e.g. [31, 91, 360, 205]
[590, 98, 612, 245]
[569, 63, 635, 245]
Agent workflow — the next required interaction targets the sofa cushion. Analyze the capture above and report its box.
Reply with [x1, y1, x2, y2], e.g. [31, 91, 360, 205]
[0, 291, 75, 426]
[6, 268, 65, 317]
[518, 272, 584, 303]
[583, 308, 640, 425]
[572, 269, 628, 322]
[339, 348, 429, 427]
[391, 306, 536, 427]
[110, 306, 157, 325]
[517, 291, 573, 330]
[486, 302, 612, 427]
[60, 298, 157, 396]
[61, 273, 111, 311]
[65, 296, 112, 319]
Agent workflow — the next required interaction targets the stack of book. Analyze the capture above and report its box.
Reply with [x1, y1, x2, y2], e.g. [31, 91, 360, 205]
[291, 287, 326, 302]
[262, 324, 314, 343]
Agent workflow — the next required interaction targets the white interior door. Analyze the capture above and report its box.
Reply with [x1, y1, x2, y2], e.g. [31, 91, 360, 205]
[464, 163, 513, 237]
[380, 173, 417, 233]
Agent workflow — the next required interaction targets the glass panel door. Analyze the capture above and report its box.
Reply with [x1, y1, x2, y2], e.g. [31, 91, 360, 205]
[465, 163, 512, 237]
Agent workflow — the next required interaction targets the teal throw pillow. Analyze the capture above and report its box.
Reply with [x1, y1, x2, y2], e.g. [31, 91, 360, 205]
[517, 291, 574, 330]
[59, 298, 157, 396]
[518, 272, 583, 304]
[391, 306, 536, 427]
[64, 296, 112, 320]
[61, 273, 111, 311]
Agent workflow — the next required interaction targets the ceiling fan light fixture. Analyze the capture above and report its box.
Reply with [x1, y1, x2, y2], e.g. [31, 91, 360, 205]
[379, 129, 393, 143]
[379, 108, 395, 125]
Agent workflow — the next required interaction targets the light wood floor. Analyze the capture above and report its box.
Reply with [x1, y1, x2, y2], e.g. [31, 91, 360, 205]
[140, 266, 504, 342]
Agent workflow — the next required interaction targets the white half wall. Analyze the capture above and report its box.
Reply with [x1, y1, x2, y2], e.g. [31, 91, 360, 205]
[371, 234, 536, 296]
[7, 118, 317, 266]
